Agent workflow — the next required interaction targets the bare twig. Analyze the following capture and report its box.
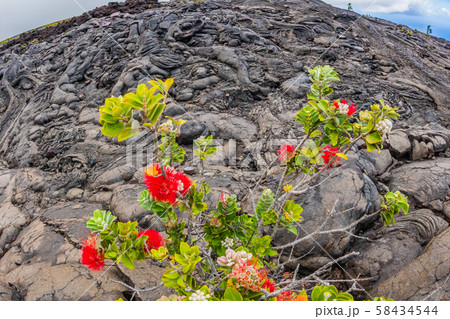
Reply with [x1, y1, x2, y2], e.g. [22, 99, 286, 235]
[269, 135, 311, 239]
[260, 251, 360, 300]
[106, 277, 163, 300]
[272, 209, 380, 250]
[200, 247, 219, 277]
[176, 191, 194, 244]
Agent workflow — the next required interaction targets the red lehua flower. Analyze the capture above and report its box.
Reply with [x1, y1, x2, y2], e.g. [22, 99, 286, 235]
[321, 144, 341, 166]
[137, 229, 164, 254]
[262, 280, 276, 293]
[347, 103, 356, 116]
[341, 99, 347, 105]
[81, 239, 105, 271]
[276, 290, 296, 301]
[333, 101, 340, 108]
[277, 144, 296, 162]
[144, 164, 192, 204]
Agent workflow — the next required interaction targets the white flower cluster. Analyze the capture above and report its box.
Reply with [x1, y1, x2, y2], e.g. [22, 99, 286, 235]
[375, 119, 393, 137]
[221, 237, 234, 248]
[177, 180, 184, 192]
[189, 290, 210, 301]
[158, 119, 175, 134]
[337, 102, 349, 115]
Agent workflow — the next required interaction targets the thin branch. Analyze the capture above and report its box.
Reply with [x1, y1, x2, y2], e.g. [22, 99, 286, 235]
[272, 209, 380, 250]
[248, 187, 263, 239]
[269, 135, 311, 238]
[260, 251, 360, 300]
[292, 263, 301, 281]
[289, 164, 344, 196]
[200, 247, 219, 277]
[176, 191, 194, 244]
[269, 248, 314, 275]
[106, 277, 163, 299]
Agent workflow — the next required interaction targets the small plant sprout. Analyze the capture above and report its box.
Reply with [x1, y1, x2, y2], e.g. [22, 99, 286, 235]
[193, 135, 217, 173]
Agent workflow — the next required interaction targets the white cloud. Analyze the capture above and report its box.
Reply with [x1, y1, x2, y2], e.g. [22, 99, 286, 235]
[441, 7, 450, 15]
[324, 0, 437, 15]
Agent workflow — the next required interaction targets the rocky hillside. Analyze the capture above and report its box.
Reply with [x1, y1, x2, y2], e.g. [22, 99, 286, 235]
[0, 0, 449, 300]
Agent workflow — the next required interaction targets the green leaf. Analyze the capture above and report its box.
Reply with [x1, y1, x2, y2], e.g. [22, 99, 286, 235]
[223, 287, 243, 301]
[104, 251, 117, 259]
[176, 276, 186, 289]
[310, 130, 322, 138]
[330, 132, 339, 146]
[151, 246, 168, 261]
[336, 153, 347, 160]
[310, 285, 351, 301]
[311, 285, 324, 301]
[147, 103, 165, 124]
[86, 210, 116, 233]
[102, 122, 124, 137]
[121, 253, 135, 269]
[122, 93, 143, 110]
[397, 202, 409, 215]
[137, 190, 154, 210]
[307, 93, 318, 100]
[175, 254, 188, 265]
[296, 105, 321, 134]
[365, 131, 382, 144]
[180, 242, 190, 255]
[318, 100, 329, 113]
[117, 128, 139, 142]
[366, 141, 377, 152]
[261, 209, 277, 225]
[336, 292, 354, 301]
[283, 200, 303, 222]
[163, 269, 180, 279]
[99, 113, 117, 124]
[136, 83, 149, 97]
[255, 189, 274, 219]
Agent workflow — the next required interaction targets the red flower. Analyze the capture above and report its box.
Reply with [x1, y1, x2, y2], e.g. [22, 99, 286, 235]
[137, 230, 164, 254]
[144, 164, 192, 204]
[276, 290, 296, 301]
[277, 144, 296, 162]
[321, 144, 341, 166]
[81, 238, 105, 271]
[347, 104, 356, 116]
[262, 280, 276, 293]
[333, 99, 356, 116]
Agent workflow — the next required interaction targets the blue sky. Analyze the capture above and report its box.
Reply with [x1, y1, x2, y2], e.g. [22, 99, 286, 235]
[323, 0, 450, 39]
[0, 0, 449, 41]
